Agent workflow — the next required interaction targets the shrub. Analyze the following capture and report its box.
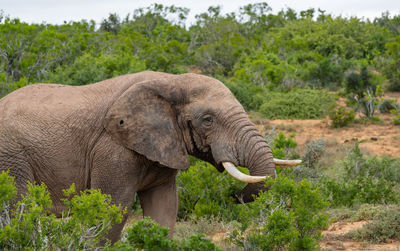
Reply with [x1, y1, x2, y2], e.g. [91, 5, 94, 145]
[112, 217, 222, 251]
[378, 99, 399, 113]
[0, 171, 125, 250]
[124, 217, 176, 250]
[349, 204, 385, 221]
[258, 89, 335, 119]
[232, 51, 287, 87]
[176, 161, 245, 221]
[318, 143, 400, 207]
[270, 132, 298, 160]
[349, 205, 400, 243]
[229, 175, 329, 250]
[328, 105, 355, 128]
[344, 67, 375, 97]
[391, 108, 400, 125]
[345, 68, 383, 118]
[302, 139, 325, 168]
[47, 52, 146, 85]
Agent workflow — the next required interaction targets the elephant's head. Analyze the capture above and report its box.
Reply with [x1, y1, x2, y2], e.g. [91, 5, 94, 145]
[105, 73, 300, 202]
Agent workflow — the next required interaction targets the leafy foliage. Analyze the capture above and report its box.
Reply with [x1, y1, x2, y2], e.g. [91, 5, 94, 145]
[177, 161, 245, 221]
[0, 171, 125, 250]
[110, 217, 221, 251]
[229, 175, 329, 250]
[328, 104, 355, 128]
[258, 89, 335, 119]
[270, 132, 298, 160]
[319, 142, 399, 207]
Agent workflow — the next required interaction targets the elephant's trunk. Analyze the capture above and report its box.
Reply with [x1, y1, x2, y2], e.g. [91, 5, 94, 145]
[211, 111, 301, 202]
[230, 123, 301, 202]
[230, 120, 276, 202]
[234, 131, 276, 202]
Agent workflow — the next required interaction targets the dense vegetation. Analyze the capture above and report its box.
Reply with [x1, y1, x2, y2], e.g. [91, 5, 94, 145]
[1, 3, 400, 119]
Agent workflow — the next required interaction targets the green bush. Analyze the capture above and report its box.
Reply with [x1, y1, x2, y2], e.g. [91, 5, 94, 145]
[344, 67, 375, 97]
[177, 161, 245, 221]
[232, 51, 287, 86]
[328, 105, 355, 128]
[270, 132, 299, 160]
[124, 217, 176, 251]
[259, 89, 335, 119]
[319, 143, 400, 207]
[0, 171, 125, 250]
[391, 108, 400, 125]
[229, 175, 329, 250]
[111, 217, 221, 251]
[378, 99, 399, 113]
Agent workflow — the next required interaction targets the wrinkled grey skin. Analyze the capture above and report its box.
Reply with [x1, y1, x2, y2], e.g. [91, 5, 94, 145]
[0, 71, 275, 242]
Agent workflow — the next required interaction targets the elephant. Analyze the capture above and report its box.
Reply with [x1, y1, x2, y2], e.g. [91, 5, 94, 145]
[0, 71, 300, 242]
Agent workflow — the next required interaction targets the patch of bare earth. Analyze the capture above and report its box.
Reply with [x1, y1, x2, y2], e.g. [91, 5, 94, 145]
[321, 221, 400, 250]
[269, 116, 398, 157]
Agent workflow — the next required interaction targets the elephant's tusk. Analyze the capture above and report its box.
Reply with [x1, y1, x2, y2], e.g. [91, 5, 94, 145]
[222, 162, 267, 183]
[273, 158, 302, 167]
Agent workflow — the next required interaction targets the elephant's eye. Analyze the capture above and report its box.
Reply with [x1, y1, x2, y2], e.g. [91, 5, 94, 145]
[202, 115, 213, 127]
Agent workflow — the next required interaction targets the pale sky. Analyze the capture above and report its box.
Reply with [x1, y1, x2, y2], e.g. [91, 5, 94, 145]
[1, 0, 399, 25]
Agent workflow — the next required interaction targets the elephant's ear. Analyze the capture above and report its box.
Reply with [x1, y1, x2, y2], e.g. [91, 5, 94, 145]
[104, 79, 189, 170]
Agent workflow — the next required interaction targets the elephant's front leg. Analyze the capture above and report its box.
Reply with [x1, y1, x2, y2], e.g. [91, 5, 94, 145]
[137, 179, 178, 236]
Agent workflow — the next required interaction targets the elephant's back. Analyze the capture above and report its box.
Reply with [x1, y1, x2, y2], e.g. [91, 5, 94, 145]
[0, 71, 175, 130]
[0, 83, 86, 117]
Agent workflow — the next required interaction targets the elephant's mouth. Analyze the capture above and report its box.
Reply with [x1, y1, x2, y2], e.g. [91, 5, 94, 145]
[187, 121, 223, 171]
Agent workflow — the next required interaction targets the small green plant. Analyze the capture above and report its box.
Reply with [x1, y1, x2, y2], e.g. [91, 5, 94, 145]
[328, 105, 355, 128]
[271, 132, 298, 159]
[391, 108, 400, 125]
[344, 68, 383, 118]
[229, 175, 329, 250]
